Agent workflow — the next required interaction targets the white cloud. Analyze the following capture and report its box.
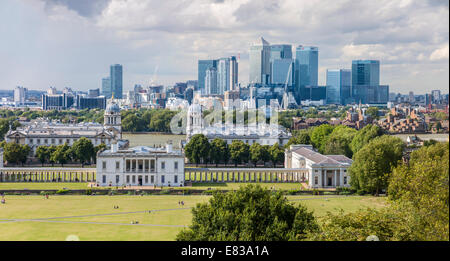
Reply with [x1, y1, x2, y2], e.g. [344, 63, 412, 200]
[0, 0, 448, 94]
[430, 44, 449, 61]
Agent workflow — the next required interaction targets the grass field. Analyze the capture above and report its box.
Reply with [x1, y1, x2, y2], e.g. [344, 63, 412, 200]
[0, 194, 387, 241]
[0, 182, 307, 191]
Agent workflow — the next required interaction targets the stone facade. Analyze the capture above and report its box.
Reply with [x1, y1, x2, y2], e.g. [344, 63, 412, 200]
[285, 145, 352, 188]
[96, 144, 185, 187]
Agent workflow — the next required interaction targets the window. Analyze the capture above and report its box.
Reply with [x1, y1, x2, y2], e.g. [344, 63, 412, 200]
[59, 139, 62, 144]
[314, 176, 318, 185]
[29, 139, 33, 144]
[44, 139, 48, 144]
[102, 175, 106, 183]
[126, 175, 130, 183]
[116, 161, 120, 170]
[174, 161, 178, 170]
[344, 177, 347, 185]
[145, 176, 148, 183]
[132, 175, 136, 183]
[37, 139, 40, 144]
[161, 175, 165, 183]
[102, 161, 106, 170]
[116, 175, 120, 184]
[161, 161, 165, 170]
[151, 175, 154, 183]
[150, 160, 155, 171]
[344, 169, 347, 172]
[66, 139, 70, 144]
[126, 160, 131, 172]
[174, 175, 178, 183]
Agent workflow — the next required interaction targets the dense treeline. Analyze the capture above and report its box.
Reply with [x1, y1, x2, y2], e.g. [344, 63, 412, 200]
[184, 134, 285, 167]
[121, 109, 177, 133]
[0, 137, 105, 167]
[178, 142, 449, 241]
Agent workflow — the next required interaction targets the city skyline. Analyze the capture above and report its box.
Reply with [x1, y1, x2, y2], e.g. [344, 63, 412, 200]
[0, 0, 448, 94]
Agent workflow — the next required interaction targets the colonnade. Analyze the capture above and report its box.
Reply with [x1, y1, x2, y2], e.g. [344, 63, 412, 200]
[0, 168, 96, 182]
[185, 168, 309, 183]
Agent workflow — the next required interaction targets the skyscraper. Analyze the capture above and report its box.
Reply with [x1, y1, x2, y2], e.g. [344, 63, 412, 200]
[102, 77, 111, 98]
[217, 58, 230, 94]
[326, 69, 351, 105]
[198, 60, 217, 93]
[295, 45, 318, 101]
[229, 56, 238, 91]
[271, 59, 294, 86]
[14, 86, 27, 105]
[351, 60, 387, 104]
[205, 67, 218, 95]
[270, 44, 292, 60]
[351, 60, 380, 86]
[110, 64, 123, 99]
[249, 37, 271, 85]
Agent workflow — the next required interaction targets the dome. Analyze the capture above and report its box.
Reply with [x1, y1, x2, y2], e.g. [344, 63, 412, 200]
[105, 102, 120, 113]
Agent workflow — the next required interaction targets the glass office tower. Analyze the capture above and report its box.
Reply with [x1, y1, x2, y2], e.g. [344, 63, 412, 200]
[271, 59, 294, 86]
[198, 60, 217, 93]
[351, 60, 380, 86]
[102, 77, 111, 98]
[270, 44, 293, 60]
[326, 69, 351, 105]
[110, 64, 123, 99]
[249, 37, 271, 85]
[295, 46, 318, 101]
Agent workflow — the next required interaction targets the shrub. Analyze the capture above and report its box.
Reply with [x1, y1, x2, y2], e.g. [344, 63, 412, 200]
[159, 189, 171, 195]
[85, 189, 92, 195]
[56, 189, 70, 195]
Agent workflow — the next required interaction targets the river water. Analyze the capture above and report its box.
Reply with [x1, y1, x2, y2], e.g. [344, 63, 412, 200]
[393, 133, 449, 142]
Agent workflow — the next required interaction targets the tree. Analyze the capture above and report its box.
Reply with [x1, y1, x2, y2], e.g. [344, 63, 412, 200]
[47, 145, 57, 166]
[350, 124, 383, 155]
[35, 146, 50, 166]
[285, 129, 311, 148]
[2, 142, 29, 166]
[388, 142, 449, 241]
[122, 114, 146, 132]
[269, 143, 284, 167]
[0, 119, 9, 141]
[209, 138, 228, 167]
[184, 134, 210, 166]
[72, 137, 95, 167]
[260, 145, 271, 166]
[349, 135, 405, 195]
[306, 208, 411, 241]
[310, 124, 334, 153]
[229, 140, 250, 167]
[94, 143, 108, 163]
[322, 125, 357, 158]
[176, 185, 318, 241]
[365, 107, 379, 120]
[249, 143, 264, 167]
[50, 143, 71, 167]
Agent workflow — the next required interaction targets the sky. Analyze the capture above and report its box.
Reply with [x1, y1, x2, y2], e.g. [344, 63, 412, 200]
[0, 0, 448, 94]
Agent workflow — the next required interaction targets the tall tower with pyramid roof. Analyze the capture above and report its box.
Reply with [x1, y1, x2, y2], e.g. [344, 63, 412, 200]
[249, 37, 271, 85]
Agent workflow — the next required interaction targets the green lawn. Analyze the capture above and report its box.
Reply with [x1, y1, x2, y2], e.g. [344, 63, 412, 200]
[0, 182, 92, 190]
[0, 182, 307, 191]
[0, 194, 387, 241]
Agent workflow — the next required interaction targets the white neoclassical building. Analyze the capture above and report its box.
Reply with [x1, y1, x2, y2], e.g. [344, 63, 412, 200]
[4, 98, 123, 153]
[96, 143, 185, 187]
[186, 102, 291, 146]
[285, 145, 352, 188]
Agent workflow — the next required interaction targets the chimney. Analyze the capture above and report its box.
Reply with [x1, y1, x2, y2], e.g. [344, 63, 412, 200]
[111, 142, 118, 153]
[166, 141, 173, 153]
